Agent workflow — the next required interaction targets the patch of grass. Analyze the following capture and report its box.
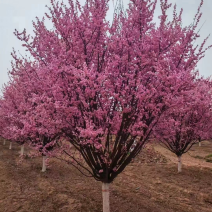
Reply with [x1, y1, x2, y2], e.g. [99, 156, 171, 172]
[205, 154, 212, 163]
[192, 154, 212, 163]
[205, 154, 212, 158]
[193, 155, 204, 160]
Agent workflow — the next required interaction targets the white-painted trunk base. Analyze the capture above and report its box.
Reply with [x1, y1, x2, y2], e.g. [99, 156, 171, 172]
[199, 142, 201, 147]
[102, 183, 110, 212]
[20, 145, 24, 156]
[41, 156, 47, 172]
[178, 156, 182, 172]
[9, 142, 12, 150]
[3, 140, 6, 145]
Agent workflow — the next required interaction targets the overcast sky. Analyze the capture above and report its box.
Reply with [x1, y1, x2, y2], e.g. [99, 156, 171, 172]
[0, 0, 212, 91]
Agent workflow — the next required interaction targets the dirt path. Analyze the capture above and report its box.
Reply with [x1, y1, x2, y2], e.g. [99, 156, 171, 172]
[0, 141, 212, 212]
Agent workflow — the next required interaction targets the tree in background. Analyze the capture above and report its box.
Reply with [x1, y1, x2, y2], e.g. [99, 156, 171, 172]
[0, 81, 26, 153]
[154, 79, 212, 172]
[0, 51, 61, 170]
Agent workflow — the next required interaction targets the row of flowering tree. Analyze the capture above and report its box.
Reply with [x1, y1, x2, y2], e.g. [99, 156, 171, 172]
[0, 0, 212, 211]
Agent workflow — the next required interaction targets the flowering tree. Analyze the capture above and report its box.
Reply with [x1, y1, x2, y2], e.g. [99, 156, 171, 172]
[154, 79, 212, 172]
[4, 0, 211, 211]
[196, 81, 212, 146]
[15, 55, 62, 170]
[0, 51, 62, 170]
[0, 81, 26, 152]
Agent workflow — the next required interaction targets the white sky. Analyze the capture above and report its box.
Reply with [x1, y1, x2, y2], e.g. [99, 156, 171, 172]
[0, 0, 212, 91]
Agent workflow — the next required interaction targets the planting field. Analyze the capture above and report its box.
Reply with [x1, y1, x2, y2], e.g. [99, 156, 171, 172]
[0, 141, 212, 212]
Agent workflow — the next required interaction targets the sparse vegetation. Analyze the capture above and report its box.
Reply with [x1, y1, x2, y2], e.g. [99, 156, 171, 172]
[205, 154, 212, 163]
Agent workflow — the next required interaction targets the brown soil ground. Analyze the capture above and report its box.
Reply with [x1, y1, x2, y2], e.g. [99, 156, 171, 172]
[0, 140, 212, 212]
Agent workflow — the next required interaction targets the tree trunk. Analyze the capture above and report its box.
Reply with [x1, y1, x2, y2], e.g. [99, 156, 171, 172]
[9, 142, 12, 150]
[20, 144, 24, 156]
[102, 183, 110, 212]
[3, 140, 6, 145]
[178, 156, 182, 172]
[199, 141, 201, 147]
[41, 155, 47, 172]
